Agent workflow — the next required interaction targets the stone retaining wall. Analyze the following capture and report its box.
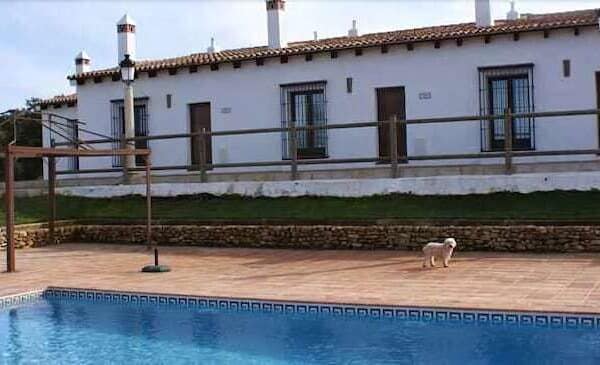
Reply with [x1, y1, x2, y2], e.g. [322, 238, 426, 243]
[3, 224, 600, 253]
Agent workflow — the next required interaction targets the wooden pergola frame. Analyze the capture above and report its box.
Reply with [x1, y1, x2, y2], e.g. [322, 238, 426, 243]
[3, 144, 152, 273]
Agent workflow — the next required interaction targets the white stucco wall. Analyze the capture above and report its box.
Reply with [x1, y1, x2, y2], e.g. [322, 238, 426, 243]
[58, 26, 600, 178]
[41, 104, 78, 178]
[56, 172, 600, 197]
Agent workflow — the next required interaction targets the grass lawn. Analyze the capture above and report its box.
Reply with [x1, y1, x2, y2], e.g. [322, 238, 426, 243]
[1, 191, 600, 225]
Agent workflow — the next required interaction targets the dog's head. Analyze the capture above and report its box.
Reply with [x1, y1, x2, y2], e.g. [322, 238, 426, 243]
[444, 238, 457, 249]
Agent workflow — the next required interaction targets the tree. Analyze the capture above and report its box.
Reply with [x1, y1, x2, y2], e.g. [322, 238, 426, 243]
[0, 100, 43, 181]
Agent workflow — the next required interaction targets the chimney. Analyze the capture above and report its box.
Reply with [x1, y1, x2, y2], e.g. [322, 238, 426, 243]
[117, 14, 136, 63]
[475, 0, 494, 27]
[506, 1, 519, 21]
[348, 20, 359, 37]
[75, 51, 91, 74]
[313, 31, 318, 41]
[266, 0, 286, 48]
[207, 37, 219, 53]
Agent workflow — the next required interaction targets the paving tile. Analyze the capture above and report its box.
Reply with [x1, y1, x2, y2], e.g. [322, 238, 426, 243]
[2, 244, 600, 314]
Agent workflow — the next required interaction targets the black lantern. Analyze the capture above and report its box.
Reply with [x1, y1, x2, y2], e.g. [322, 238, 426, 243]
[119, 54, 135, 84]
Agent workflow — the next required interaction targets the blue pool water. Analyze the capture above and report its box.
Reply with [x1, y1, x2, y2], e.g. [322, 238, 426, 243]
[2, 296, 600, 364]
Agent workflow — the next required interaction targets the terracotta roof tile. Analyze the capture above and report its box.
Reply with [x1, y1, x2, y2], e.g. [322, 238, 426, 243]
[69, 8, 599, 81]
[39, 93, 77, 107]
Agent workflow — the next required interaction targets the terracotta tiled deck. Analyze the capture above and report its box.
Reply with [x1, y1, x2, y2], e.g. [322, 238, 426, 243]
[2, 244, 600, 314]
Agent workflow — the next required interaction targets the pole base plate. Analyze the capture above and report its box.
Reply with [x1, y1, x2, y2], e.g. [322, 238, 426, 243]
[141, 265, 171, 273]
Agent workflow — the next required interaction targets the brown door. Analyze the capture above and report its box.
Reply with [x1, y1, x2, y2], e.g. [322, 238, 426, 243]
[596, 72, 600, 151]
[377, 87, 407, 161]
[189, 103, 212, 168]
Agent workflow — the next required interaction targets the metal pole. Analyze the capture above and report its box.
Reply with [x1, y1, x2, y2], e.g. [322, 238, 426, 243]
[5, 145, 15, 272]
[389, 115, 399, 178]
[145, 154, 152, 250]
[289, 120, 298, 180]
[48, 156, 56, 246]
[123, 83, 136, 177]
[504, 107, 513, 175]
[199, 127, 207, 183]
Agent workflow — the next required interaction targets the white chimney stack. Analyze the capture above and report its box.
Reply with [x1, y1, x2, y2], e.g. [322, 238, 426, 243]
[117, 14, 136, 63]
[75, 51, 91, 74]
[313, 31, 318, 41]
[507, 1, 519, 21]
[348, 20, 359, 37]
[266, 0, 287, 48]
[475, 0, 494, 27]
[207, 37, 219, 54]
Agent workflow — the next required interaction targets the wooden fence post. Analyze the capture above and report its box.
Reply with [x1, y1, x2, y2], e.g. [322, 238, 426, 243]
[48, 156, 56, 246]
[289, 120, 298, 180]
[504, 107, 513, 175]
[5, 145, 15, 272]
[389, 115, 399, 178]
[145, 154, 152, 250]
[199, 127, 207, 183]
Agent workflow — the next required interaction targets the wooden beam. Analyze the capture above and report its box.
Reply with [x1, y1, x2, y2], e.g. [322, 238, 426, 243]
[543, 29, 550, 38]
[233, 61, 242, 69]
[7, 146, 151, 158]
[574, 27, 580, 36]
[93, 76, 103, 84]
[189, 65, 198, 73]
[381, 44, 389, 54]
[168, 68, 177, 75]
[456, 38, 463, 47]
[434, 41, 441, 49]
[280, 55, 288, 64]
[355, 48, 363, 56]
[305, 53, 313, 61]
[4, 146, 15, 272]
[256, 58, 264, 66]
[484, 35, 491, 44]
[513, 33, 520, 42]
[330, 51, 338, 59]
[210, 64, 219, 71]
[406, 43, 414, 51]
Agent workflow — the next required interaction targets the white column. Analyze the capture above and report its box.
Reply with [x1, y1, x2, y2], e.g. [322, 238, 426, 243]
[123, 83, 136, 170]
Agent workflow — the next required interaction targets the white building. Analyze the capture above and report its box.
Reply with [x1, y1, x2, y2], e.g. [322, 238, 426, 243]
[39, 1, 600, 181]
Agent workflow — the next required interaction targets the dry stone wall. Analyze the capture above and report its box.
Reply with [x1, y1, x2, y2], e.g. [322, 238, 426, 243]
[2, 223, 600, 253]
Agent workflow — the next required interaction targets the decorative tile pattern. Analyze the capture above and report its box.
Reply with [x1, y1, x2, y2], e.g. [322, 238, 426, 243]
[31, 287, 600, 330]
[0, 290, 45, 309]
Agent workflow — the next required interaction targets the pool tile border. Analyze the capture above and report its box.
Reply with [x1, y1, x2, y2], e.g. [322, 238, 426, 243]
[3, 287, 599, 330]
[0, 289, 45, 309]
[20, 287, 597, 330]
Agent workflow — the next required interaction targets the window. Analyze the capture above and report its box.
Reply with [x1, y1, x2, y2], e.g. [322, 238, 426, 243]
[110, 98, 149, 167]
[280, 81, 328, 159]
[479, 64, 535, 151]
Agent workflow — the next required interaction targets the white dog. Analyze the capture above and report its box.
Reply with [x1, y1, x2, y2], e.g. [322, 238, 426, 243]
[422, 238, 457, 268]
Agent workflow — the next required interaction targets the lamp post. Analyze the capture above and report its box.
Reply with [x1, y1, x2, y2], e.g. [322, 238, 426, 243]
[120, 53, 136, 175]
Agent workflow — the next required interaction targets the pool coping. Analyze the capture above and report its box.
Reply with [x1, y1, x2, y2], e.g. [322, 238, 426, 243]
[2, 286, 600, 329]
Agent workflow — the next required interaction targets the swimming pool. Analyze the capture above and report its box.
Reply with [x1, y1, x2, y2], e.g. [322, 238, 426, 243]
[2, 288, 600, 364]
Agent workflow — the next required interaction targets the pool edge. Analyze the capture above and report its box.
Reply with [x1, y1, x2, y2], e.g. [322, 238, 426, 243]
[3, 286, 599, 329]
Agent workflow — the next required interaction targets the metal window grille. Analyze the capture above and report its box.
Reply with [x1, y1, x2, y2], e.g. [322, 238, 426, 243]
[110, 99, 149, 167]
[280, 81, 328, 159]
[479, 64, 535, 152]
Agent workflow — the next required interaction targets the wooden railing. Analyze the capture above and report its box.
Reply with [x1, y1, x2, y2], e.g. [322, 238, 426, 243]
[52, 108, 600, 181]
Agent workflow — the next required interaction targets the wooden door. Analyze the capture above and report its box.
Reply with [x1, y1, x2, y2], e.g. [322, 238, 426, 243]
[377, 87, 407, 160]
[189, 103, 212, 168]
